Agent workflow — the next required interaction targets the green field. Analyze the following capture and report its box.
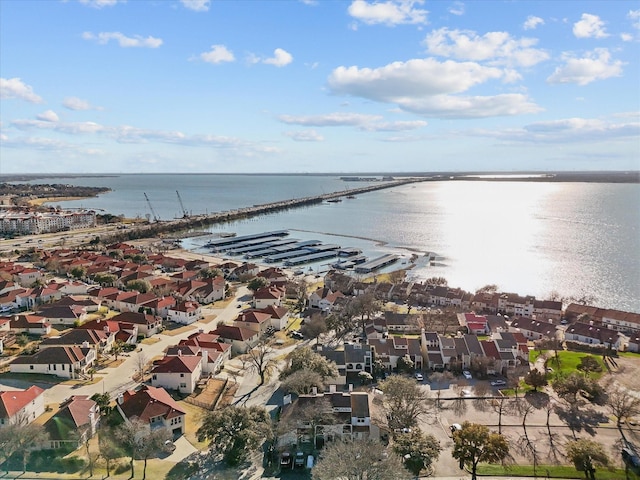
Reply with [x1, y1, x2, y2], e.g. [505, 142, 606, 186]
[545, 350, 607, 379]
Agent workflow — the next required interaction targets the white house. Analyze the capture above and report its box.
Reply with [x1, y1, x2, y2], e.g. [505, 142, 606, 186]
[0, 386, 45, 427]
[150, 354, 203, 394]
[167, 301, 202, 325]
[10, 346, 96, 379]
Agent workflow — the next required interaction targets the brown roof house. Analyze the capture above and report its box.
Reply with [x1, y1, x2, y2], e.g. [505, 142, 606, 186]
[211, 324, 260, 355]
[150, 354, 204, 394]
[116, 385, 186, 436]
[10, 346, 96, 379]
[43, 395, 99, 450]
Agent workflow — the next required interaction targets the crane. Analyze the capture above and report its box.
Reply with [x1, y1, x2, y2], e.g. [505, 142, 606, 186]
[143, 192, 160, 222]
[176, 190, 188, 218]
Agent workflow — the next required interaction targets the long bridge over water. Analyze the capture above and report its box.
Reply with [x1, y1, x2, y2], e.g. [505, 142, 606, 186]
[109, 177, 428, 242]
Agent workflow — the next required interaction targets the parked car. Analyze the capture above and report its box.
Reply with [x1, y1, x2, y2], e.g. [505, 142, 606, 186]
[450, 423, 462, 433]
[490, 379, 506, 387]
[280, 452, 292, 468]
[622, 447, 640, 473]
[294, 451, 305, 468]
[414, 372, 423, 381]
[462, 370, 472, 380]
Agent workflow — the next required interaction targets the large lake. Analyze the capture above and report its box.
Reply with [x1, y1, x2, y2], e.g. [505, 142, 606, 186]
[24, 174, 640, 312]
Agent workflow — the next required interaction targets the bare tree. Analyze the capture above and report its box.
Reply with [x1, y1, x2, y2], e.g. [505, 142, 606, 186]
[378, 375, 433, 430]
[134, 351, 149, 381]
[115, 417, 171, 479]
[246, 339, 278, 385]
[605, 383, 640, 429]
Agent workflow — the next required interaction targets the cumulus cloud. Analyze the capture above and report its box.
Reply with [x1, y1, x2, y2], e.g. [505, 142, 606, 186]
[448, 1, 464, 16]
[263, 48, 293, 67]
[180, 0, 210, 11]
[328, 58, 506, 101]
[82, 31, 163, 48]
[547, 48, 623, 86]
[278, 112, 382, 127]
[573, 13, 608, 39]
[1, 134, 104, 156]
[0, 77, 43, 103]
[523, 15, 544, 30]
[200, 45, 235, 64]
[424, 28, 549, 67]
[36, 110, 59, 122]
[12, 119, 105, 135]
[63, 97, 100, 111]
[473, 116, 640, 144]
[629, 9, 640, 29]
[78, 0, 124, 8]
[348, 0, 428, 26]
[283, 130, 324, 141]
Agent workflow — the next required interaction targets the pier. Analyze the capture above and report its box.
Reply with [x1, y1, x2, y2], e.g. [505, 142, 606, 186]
[102, 177, 428, 243]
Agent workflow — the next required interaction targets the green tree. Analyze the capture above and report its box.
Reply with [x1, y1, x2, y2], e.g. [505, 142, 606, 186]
[126, 279, 151, 293]
[524, 369, 548, 392]
[451, 422, 509, 480]
[312, 439, 410, 480]
[247, 276, 269, 292]
[378, 375, 432, 431]
[565, 439, 610, 480]
[577, 355, 602, 376]
[90, 392, 112, 417]
[197, 405, 273, 466]
[111, 340, 124, 360]
[93, 273, 117, 286]
[199, 267, 223, 279]
[70, 265, 86, 279]
[280, 346, 338, 381]
[393, 428, 442, 477]
[396, 354, 415, 374]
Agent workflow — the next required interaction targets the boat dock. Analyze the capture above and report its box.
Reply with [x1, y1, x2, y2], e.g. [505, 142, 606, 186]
[205, 230, 288, 249]
[354, 254, 399, 273]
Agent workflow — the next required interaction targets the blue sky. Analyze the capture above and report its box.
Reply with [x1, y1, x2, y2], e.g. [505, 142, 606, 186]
[1, 0, 639, 173]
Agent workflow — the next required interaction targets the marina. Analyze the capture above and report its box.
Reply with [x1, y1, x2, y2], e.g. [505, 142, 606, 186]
[205, 229, 400, 273]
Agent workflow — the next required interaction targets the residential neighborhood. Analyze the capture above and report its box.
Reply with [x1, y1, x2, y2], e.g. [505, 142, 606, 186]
[0, 240, 638, 480]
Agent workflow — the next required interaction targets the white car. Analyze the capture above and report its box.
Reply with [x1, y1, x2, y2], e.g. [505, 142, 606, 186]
[462, 370, 472, 380]
[490, 379, 506, 387]
[414, 372, 423, 381]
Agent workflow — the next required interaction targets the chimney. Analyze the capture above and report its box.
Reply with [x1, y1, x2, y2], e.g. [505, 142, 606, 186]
[178, 349, 182, 356]
[201, 350, 208, 363]
[312, 386, 318, 396]
[329, 384, 336, 393]
[117, 394, 124, 405]
[348, 384, 353, 392]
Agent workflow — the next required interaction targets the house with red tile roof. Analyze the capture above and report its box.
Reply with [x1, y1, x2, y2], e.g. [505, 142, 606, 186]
[142, 295, 176, 319]
[177, 331, 231, 368]
[309, 287, 345, 312]
[109, 311, 162, 337]
[256, 305, 290, 330]
[167, 301, 202, 325]
[10, 346, 96, 379]
[0, 386, 45, 427]
[457, 313, 488, 335]
[116, 385, 186, 435]
[253, 285, 285, 309]
[44, 395, 99, 449]
[77, 318, 139, 344]
[40, 328, 114, 353]
[234, 311, 272, 335]
[150, 354, 204, 394]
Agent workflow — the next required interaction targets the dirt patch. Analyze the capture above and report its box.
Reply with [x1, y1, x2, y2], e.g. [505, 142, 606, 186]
[609, 354, 640, 390]
[140, 337, 161, 345]
[199, 314, 217, 324]
[161, 324, 197, 337]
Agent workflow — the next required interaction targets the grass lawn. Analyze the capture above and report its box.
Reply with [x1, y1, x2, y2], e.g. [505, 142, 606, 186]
[529, 349, 547, 363]
[140, 336, 161, 345]
[477, 463, 630, 479]
[545, 350, 606, 379]
[178, 400, 210, 450]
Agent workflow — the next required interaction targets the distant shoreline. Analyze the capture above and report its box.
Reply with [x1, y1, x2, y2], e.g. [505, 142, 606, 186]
[1, 171, 638, 184]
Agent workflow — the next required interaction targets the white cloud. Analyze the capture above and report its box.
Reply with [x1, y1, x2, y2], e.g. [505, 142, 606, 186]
[82, 31, 163, 48]
[200, 45, 235, 64]
[283, 130, 324, 141]
[278, 112, 382, 127]
[348, 0, 428, 26]
[547, 48, 623, 86]
[12, 119, 105, 135]
[78, 0, 124, 8]
[0, 77, 43, 103]
[36, 110, 59, 122]
[573, 13, 608, 39]
[328, 58, 506, 101]
[397, 93, 542, 118]
[620, 33, 633, 42]
[523, 15, 544, 30]
[360, 120, 427, 131]
[424, 28, 549, 67]
[63, 97, 100, 111]
[263, 48, 293, 67]
[180, 0, 210, 12]
[474, 116, 640, 144]
[448, 1, 464, 16]
[1, 134, 104, 156]
[629, 9, 640, 29]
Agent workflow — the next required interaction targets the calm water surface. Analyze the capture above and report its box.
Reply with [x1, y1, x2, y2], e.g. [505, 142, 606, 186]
[28, 175, 640, 312]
